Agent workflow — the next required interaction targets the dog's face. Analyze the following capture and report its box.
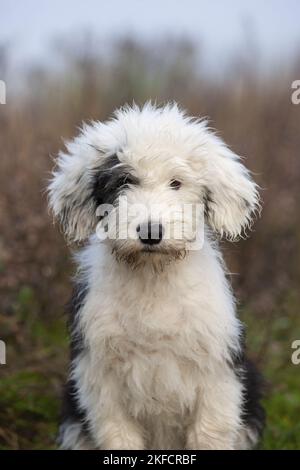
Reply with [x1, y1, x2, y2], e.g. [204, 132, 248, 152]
[48, 103, 259, 269]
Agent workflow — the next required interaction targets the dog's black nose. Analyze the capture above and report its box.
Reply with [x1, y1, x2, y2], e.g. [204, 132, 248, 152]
[137, 222, 164, 245]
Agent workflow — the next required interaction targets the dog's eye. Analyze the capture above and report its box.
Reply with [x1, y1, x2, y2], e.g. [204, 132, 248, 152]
[169, 180, 182, 190]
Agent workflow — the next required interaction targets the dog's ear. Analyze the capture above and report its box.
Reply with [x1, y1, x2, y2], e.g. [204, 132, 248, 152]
[203, 133, 260, 239]
[48, 130, 103, 242]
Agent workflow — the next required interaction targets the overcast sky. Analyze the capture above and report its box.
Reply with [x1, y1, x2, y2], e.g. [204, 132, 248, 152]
[1, 0, 300, 69]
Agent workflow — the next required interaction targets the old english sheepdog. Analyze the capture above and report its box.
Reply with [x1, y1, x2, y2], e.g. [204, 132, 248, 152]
[48, 103, 265, 450]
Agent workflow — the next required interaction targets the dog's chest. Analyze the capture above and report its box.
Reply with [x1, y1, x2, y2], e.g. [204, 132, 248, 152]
[104, 291, 202, 415]
[87, 266, 211, 415]
[109, 331, 200, 415]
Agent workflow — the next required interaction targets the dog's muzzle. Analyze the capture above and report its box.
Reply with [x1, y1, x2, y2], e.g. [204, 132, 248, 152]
[136, 221, 164, 246]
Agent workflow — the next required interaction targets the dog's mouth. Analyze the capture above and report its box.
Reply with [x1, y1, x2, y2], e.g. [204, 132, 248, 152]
[112, 241, 187, 271]
[141, 246, 165, 254]
[140, 247, 183, 257]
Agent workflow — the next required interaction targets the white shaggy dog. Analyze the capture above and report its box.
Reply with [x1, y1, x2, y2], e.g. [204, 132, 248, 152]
[48, 103, 264, 450]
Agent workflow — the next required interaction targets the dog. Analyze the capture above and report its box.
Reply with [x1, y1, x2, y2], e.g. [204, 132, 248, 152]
[48, 102, 265, 450]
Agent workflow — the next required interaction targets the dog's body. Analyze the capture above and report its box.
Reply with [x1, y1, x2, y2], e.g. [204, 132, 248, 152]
[49, 103, 264, 449]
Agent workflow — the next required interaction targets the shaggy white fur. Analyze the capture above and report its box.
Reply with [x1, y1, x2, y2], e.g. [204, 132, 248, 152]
[48, 103, 263, 450]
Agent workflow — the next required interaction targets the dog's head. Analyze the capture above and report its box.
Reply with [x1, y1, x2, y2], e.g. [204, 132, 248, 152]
[48, 103, 259, 269]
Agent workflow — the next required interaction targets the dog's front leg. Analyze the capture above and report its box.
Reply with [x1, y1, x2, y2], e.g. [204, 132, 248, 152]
[79, 362, 145, 450]
[94, 412, 145, 450]
[186, 366, 243, 450]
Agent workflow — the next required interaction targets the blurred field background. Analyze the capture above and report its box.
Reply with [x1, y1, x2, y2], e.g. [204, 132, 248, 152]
[1, 15, 300, 449]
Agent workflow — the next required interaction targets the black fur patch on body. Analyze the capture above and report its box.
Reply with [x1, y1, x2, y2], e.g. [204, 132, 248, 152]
[240, 357, 265, 441]
[58, 282, 90, 447]
[231, 329, 265, 444]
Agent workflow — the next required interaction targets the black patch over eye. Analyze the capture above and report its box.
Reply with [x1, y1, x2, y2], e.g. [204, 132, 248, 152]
[116, 173, 137, 188]
[169, 180, 182, 190]
[91, 154, 139, 207]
